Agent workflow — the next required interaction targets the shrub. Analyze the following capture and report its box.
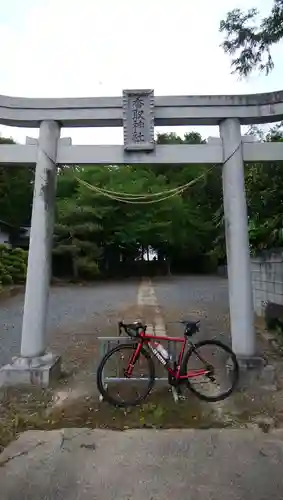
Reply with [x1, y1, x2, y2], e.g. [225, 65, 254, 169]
[0, 246, 28, 286]
[1, 274, 13, 285]
[76, 257, 100, 280]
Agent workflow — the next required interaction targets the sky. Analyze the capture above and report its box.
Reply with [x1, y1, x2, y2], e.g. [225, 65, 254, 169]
[0, 0, 282, 145]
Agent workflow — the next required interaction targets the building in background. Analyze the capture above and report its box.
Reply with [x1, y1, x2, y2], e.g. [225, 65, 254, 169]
[0, 220, 30, 249]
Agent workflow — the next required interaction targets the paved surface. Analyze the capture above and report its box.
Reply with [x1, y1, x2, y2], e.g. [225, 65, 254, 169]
[153, 275, 229, 341]
[0, 281, 140, 368]
[1, 428, 283, 499]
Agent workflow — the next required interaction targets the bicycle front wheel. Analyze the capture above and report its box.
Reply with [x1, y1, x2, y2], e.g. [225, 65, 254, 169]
[97, 343, 155, 407]
[183, 339, 239, 402]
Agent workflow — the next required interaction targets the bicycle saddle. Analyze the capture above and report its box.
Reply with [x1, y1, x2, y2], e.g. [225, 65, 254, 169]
[178, 319, 200, 336]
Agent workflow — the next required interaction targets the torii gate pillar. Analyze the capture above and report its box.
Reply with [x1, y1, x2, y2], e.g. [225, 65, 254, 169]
[0, 121, 62, 386]
[220, 118, 255, 358]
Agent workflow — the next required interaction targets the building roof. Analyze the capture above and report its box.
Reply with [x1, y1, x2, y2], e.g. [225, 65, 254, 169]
[0, 219, 30, 233]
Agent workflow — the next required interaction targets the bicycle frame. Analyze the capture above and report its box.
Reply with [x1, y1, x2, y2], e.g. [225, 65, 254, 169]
[125, 330, 210, 380]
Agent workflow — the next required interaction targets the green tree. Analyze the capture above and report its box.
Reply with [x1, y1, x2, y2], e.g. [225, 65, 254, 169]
[53, 168, 101, 279]
[53, 151, 220, 278]
[220, 0, 283, 76]
[155, 131, 222, 269]
[0, 131, 227, 278]
[0, 137, 33, 226]
[74, 165, 186, 271]
[246, 123, 283, 251]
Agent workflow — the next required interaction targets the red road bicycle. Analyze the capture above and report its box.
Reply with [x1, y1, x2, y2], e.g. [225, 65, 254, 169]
[96, 319, 239, 407]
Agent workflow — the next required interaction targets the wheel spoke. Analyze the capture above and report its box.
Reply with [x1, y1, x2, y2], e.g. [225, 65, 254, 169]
[185, 340, 239, 402]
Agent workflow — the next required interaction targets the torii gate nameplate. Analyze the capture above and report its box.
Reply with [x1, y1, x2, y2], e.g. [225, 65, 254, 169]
[123, 89, 155, 151]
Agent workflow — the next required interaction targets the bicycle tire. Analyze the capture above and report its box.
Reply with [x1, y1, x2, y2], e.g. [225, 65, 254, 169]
[183, 339, 239, 402]
[96, 342, 155, 407]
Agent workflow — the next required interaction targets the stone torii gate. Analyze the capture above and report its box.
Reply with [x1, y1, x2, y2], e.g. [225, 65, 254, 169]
[1, 89, 283, 386]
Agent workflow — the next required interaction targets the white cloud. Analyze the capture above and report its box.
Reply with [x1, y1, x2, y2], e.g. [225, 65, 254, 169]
[0, 0, 281, 144]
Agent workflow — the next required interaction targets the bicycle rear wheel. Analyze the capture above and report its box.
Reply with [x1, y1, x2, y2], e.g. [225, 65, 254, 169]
[183, 339, 239, 402]
[97, 343, 155, 407]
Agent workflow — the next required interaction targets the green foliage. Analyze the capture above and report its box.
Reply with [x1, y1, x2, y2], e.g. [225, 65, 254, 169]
[53, 140, 221, 278]
[2, 126, 283, 281]
[0, 137, 33, 227]
[220, 1, 283, 76]
[76, 257, 100, 279]
[212, 122, 283, 259]
[245, 124, 283, 253]
[0, 245, 28, 285]
[156, 131, 206, 145]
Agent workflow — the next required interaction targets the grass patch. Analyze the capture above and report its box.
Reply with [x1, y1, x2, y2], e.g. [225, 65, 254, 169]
[48, 389, 220, 431]
[1, 385, 282, 454]
[0, 387, 52, 453]
[0, 386, 227, 453]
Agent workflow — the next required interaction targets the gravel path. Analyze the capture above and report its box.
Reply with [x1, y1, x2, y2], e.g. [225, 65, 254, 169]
[153, 275, 229, 341]
[0, 276, 230, 369]
[0, 281, 140, 368]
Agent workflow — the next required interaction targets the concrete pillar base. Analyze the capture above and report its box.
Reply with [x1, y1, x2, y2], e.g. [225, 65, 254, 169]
[237, 355, 266, 370]
[227, 356, 277, 391]
[0, 353, 61, 387]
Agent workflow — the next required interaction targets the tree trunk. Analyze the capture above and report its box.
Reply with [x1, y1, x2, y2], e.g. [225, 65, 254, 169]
[167, 258, 171, 276]
[71, 234, 79, 280]
[146, 246, 150, 261]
